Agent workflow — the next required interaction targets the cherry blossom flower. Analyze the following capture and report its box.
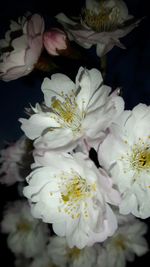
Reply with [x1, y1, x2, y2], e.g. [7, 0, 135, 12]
[99, 104, 150, 219]
[100, 212, 149, 267]
[56, 0, 139, 57]
[0, 13, 44, 81]
[48, 236, 98, 267]
[23, 151, 120, 248]
[19, 67, 124, 152]
[1, 200, 49, 257]
[0, 136, 33, 186]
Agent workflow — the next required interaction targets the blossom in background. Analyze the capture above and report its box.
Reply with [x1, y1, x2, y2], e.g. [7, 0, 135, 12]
[15, 257, 32, 267]
[0, 136, 33, 186]
[99, 104, 150, 219]
[48, 236, 98, 267]
[100, 212, 149, 267]
[29, 251, 53, 267]
[56, 0, 139, 57]
[19, 67, 124, 152]
[23, 151, 120, 248]
[43, 28, 68, 56]
[0, 13, 44, 81]
[1, 200, 49, 257]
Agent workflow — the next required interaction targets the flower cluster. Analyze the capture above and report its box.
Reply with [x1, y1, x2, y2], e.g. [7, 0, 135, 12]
[0, 1, 149, 266]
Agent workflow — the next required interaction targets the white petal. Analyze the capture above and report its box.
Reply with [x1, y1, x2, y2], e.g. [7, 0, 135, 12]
[41, 75, 76, 107]
[19, 113, 60, 140]
[76, 67, 103, 112]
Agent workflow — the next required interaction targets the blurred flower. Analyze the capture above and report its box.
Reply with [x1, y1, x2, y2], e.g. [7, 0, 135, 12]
[29, 251, 53, 267]
[19, 67, 124, 152]
[0, 14, 44, 81]
[23, 151, 120, 248]
[48, 236, 98, 267]
[56, 0, 139, 57]
[0, 136, 33, 186]
[99, 103, 150, 219]
[43, 28, 68, 56]
[15, 256, 32, 267]
[100, 212, 149, 267]
[1, 200, 49, 257]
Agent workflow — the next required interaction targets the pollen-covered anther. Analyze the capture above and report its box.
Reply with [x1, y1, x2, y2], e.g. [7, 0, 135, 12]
[82, 5, 120, 32]
[131, 143, 150, 172]
[51, 94, 82, 133]
[58, 172, 96, 219]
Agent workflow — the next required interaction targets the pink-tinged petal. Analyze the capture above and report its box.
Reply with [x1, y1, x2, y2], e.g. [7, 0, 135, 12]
[11, 35, 28, 51]
[0, 14, 44, 81]
[98, 168, 121, 206]
[27, 14, 44, 37]
[43, 29, 67, 56]
[25, 35, 43, 66]
[0, 65, 31, 81]
[1, 50, 26, 71]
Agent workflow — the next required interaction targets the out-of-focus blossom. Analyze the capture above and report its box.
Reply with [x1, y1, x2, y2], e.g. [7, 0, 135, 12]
[23, 151, 120, 248]
[100, 212, 149, 267]
[15, 257, 32, 267]
[19, 67, 124, 152]
[29, 252, 53, 267]
[0, 136, 33, 186]
[43, 28, 68, 56]
[0, 14, 44, 81]
[56, 0, 140, 57]
[1, 200, 49, 257]
[99, 104, 150, 219]
[48, 236, 98, 267]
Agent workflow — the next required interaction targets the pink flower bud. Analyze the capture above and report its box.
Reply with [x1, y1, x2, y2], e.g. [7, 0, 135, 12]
[43, 28, 68, 56]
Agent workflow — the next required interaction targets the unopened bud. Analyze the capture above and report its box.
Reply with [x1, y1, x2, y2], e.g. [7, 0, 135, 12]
[43, 28, 68, 56]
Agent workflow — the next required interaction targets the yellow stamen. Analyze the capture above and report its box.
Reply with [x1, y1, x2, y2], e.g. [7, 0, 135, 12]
[68, 247, 81, 259]
[114, 236, 126, 250]
[17, 221, 31, 232]
[82, 4, 120, 32]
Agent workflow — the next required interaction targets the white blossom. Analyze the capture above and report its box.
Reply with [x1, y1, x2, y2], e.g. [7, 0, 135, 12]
[56, 0, 139, 57]
[23, 151, 120, 248]
[99, 104, 150, 218]
[48, 236, 98, 267]
[100, 212, 149, 267]
[0, 14, 44, 81]
[19, 67, 124, 152]
[1, 200, 49, 257]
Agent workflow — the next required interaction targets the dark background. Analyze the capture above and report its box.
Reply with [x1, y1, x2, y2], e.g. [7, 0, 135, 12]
[0, 0, 150, 266]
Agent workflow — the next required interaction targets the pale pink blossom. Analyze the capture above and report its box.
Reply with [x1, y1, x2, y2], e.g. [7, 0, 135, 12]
[56, 0, 140, 57]
[0, 14, 44, 81]
[0, 136, 33, 185]
[43, 28, 67, 56]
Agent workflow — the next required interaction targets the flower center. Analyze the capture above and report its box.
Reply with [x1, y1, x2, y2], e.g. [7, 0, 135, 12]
[16, 220, 31, 232]
[51, 94, 83, 133]
[61, 175, 92, 202]
[56, 171, 96, 219]
[82, 3, 120, 32]
[68, 247, 81, 259]
[114, 234, 126, 250]
[131, 143, 150, 173]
